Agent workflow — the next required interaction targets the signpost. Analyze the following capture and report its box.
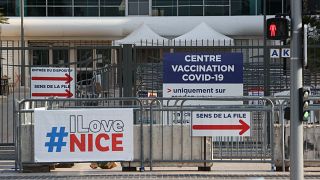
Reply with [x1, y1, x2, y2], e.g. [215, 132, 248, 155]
[290, 0, 304, 178]
[31, 67, 75, 99]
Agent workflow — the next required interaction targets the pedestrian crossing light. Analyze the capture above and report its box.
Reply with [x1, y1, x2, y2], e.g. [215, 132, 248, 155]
[299, 87, 310, 121]
[266, 18, 289, 40]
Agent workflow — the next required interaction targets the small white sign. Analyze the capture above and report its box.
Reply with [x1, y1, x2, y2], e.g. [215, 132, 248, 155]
[31, 67, 75, 99]
[270, 48, 291, 58]
[270, 49, 280, 58]
[281, 48, 290, 58]
[192, 111, 251, 137]
[248, 88, 265, 105]
[34, 108, 133, 162]
[163, 83, 243, 105]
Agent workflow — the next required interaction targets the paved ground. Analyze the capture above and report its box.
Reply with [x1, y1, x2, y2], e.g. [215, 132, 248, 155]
[1, 161, 320, 179]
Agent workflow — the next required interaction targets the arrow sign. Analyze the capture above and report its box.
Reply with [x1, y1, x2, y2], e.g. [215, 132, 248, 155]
[192, 119, 250, 135]
[32, 73, 73, 84]
[167, 88, 172, 93]
[31, 67, 75, 99]
[32, 89, 73, 98]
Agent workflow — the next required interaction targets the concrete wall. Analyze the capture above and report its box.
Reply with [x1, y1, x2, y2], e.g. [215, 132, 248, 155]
[21, 124, 34, 162]
[122, 125, 212, 167]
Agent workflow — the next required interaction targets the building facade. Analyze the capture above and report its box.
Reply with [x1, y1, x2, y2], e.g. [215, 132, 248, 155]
[0, 0, 290, 17]
[0, 0, 319, 91]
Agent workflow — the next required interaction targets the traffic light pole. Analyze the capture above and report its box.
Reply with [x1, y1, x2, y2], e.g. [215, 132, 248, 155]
[290, 0, 304, 179]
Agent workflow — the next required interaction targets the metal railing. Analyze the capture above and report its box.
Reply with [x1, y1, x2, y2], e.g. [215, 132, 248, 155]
[15, 97, 145, 171]
[14, 96, 276, 171]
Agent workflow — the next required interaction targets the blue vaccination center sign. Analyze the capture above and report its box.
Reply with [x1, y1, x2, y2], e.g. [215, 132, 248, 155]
[163, 53, 243, 84]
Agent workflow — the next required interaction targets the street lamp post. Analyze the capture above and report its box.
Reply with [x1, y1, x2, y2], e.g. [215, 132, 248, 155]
[290, 0, 304, 179]
[20, 0, 25, 86]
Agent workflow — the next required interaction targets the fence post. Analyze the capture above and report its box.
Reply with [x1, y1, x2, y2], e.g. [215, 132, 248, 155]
[122, 44, 134, 101]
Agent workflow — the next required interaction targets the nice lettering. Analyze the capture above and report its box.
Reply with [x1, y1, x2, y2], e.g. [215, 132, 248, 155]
[69, 115, 125, 152]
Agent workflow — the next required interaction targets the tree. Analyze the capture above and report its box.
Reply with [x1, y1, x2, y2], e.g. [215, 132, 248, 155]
[302, 0, 320, 72]
[303, 15, 320, 43]
[302, 0, 320, 42]
[0, 9, 8, 24]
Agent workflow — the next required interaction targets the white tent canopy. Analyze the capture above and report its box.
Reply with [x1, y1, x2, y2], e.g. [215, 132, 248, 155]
[114, 24, 169, 46]
[173, 22, 234, 46]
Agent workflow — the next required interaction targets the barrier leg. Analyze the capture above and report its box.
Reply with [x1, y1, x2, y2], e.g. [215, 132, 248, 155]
[22, 163, 52, 173]
[122, 167, 137, 171]
[198, 166, 211, 171]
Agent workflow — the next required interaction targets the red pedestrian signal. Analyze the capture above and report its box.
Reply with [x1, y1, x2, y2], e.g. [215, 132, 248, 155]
[269, 23, 277, 37]
[267, 18, 289, 40]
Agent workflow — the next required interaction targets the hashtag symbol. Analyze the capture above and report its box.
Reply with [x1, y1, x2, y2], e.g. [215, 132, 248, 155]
[45, 127, 68, 152]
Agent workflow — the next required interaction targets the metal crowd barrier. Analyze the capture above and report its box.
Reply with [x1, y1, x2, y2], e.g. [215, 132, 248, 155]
[15, 96, 277, 172]
[274, 96, 320, 172]
[148, 96, 275, 170]
[15, 97, 145, 172]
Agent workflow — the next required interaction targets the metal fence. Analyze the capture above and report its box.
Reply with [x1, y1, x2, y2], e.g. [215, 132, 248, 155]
[1, 39, 320, 165]
[14, 96, 320, 172]
[147, 97, 275, 168]
[15, 97, 144, 170]
[15, 96, 275, 171]
[274, 96, 320, 171]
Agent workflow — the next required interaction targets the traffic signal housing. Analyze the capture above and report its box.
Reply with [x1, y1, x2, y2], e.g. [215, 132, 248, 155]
[299, 87, 310, 122]
[266, 17, 289, 40]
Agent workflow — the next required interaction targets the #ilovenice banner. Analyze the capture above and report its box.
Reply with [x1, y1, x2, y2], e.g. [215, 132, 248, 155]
[34, 108, 133, 162]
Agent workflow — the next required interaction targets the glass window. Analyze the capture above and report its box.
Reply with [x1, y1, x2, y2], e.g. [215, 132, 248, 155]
[96, 49, 111, 67]
[139, 1, 149, 15]
[266, 0, 282, 15]
[128, 2, 139, 15]
[152, 7, 177, 16]
[231, 0, 263, 15]
[47, 0, 72, 6]
[74, 7, 99, 16]
[26, 0, 46, 6]
[205, 6, 229, 16]
[128, 0, 149, 15]
[100, 0, 125, 16]
[153, 0, 177, 6]
[32, 49, 49, 66]
[77, 49, 93, 68]
[231, 0, 249, 15]
[256, 0, 263, 15]
[100, 7, 125, 16]
[77, 72, 93, 85]
[53, 49, 69, 65]
[74, 0, 98, 6]
[101, 0, 124, 6]
[26, 7, 46, 16]
[48, 7, 72, 16]
[178, 6, 203, 16]
[205, 0, 229, 5]
[179, 0, 203, 6]
[0, 0, 17, 16]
